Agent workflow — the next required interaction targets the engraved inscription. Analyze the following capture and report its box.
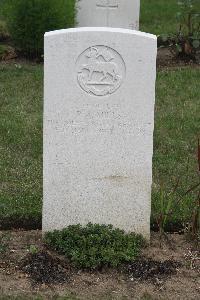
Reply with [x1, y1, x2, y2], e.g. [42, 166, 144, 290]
[129, 21, 139, 30]
[96, 0, 118, 9]
[96, 0, 119, 26]
[76, 45, 126, 97]
[129, 23, 135, 30]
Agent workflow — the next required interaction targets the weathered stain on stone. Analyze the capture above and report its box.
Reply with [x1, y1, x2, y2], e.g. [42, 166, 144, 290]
[94, 175, 130, 182]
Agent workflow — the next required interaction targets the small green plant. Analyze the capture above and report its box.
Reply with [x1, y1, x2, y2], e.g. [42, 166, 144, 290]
[0, 20, 10, 41]
[172, 0, 200, 59]
[183, 139, 200, 240]
[154, 181, 179, 246]
[7, 0, 76, 58]
[29, 244, 39, 254]
[159, 0, 200, 60]
[154, 139, 200, 243]
[156, 187, 173, 234]
[45, 223, 144, 269]
[0, 233, 10, 256]
[0, 44, 16, 60]
[0, 44, 8, 57]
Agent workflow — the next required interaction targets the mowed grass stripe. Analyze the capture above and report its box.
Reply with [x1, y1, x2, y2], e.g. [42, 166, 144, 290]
[0, 64, 43, 227]
[140, 0, 179, 35]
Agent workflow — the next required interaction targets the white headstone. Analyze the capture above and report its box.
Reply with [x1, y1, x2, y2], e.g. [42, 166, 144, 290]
[76, 0, 140, 30]
[43, 28, 157, 239]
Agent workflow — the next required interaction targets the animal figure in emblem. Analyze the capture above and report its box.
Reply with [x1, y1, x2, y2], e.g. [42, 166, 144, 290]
[82, 47, 119, 82]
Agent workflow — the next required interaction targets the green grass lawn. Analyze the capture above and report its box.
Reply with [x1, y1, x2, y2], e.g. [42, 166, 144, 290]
[140, 0, 179, 35]
[0, 64, 43, 228]
[0, 63, 199, 229]
[153, 67, 200, 227]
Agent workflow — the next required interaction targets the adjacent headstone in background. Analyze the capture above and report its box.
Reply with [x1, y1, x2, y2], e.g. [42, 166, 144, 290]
[76, 0, 140, 30]
[43, 27, 157, 239]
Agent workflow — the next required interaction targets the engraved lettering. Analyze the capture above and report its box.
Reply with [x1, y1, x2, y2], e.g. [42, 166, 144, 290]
[96, 0, 118, 9]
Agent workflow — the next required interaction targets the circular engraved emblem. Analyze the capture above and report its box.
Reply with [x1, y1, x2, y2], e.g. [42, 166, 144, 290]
[76, 45, 126, 96]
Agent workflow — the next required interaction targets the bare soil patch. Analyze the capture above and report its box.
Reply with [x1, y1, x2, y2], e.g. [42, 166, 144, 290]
[157, 47, 200, 69]
[20, 251, 70, 285]
[126, 259, 181, 282]
[0, 231, 199, 299]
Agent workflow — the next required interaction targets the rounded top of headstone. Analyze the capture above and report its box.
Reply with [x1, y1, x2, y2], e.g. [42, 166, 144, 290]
[45, 27, 157, 41]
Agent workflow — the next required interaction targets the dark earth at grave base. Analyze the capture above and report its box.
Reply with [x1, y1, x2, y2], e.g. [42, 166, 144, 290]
[156, 48, 200, 68]
[19, 250, 181, 285]
[126, 259, 181, 281]
[0, 231, 199, 299]
[20, 251, 69, 285]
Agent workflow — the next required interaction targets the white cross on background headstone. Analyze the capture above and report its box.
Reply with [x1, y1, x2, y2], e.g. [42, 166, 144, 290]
[76, 0, 140, 30]
[96, 0, 119, 26]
